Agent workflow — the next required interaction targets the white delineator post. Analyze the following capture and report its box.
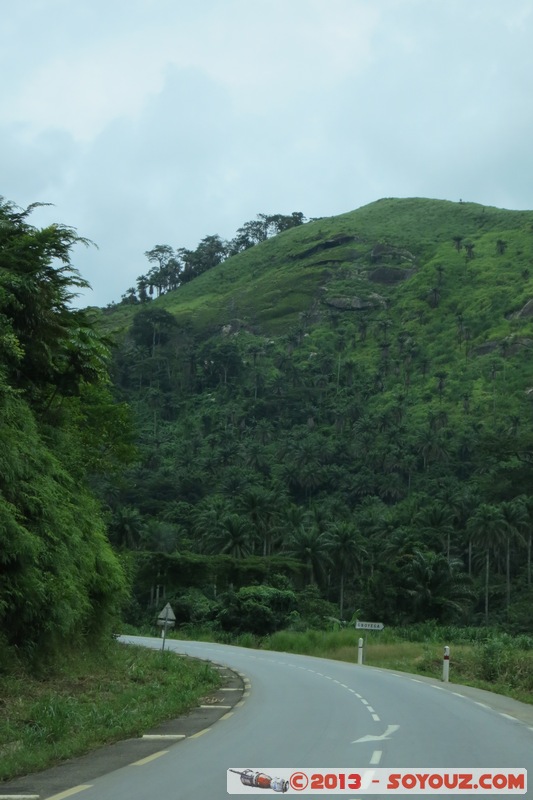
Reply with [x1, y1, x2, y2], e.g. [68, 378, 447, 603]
[442, 645, 450, 682]
[358, 637, 364, 665]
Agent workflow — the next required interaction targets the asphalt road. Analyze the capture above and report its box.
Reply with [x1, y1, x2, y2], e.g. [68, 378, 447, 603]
[27, 636, 533, 799]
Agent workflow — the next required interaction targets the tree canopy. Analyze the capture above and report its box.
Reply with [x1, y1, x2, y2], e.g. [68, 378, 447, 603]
[0, 198, 132, 666]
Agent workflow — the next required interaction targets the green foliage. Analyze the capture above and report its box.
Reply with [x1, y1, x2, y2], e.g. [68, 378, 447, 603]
[216, 585, 297, 635]
[0, 197, 133, 666]
[100, 197, 533, 632]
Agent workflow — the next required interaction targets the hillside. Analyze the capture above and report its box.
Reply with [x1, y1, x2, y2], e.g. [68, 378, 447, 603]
[100, 197, 533, 337]
[101, 198, 533, 633]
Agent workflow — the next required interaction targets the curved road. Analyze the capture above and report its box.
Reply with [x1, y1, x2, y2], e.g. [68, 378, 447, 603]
[71, 636, 532, 799]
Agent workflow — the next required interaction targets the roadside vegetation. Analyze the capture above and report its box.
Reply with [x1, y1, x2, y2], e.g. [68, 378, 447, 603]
[0, 640, 220, 782]
[167, 623, 533, 704]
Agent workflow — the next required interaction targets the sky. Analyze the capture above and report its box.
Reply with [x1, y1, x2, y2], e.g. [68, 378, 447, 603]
[1, 0, 532, 307]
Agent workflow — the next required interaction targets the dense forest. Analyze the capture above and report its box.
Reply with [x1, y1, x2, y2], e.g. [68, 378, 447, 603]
[0, 198, 132, 667]
[3, 195, 533, 666]
[97, 198, 533, 635]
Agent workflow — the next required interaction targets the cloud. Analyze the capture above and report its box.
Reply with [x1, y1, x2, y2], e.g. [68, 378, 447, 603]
[1, 0, 532, 306]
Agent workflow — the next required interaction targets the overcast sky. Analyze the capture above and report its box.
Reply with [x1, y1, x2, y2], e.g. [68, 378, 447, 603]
[1, 0, 532, 307]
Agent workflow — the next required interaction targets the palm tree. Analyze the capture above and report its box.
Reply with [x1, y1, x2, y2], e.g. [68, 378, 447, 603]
[467, 504, 507, 624]
[452, 235, 463, 252]
[500, 499, 527, 611]
[448, 486, 477, 576]
[200, 513, 251, 558]
[238, 486, 276, 555]
[109, 506, 145, 549]
[524, 496, 533, 587]
[403, 550, 472, 622]
[193, 495, 231, 551]
[417, 428, 450, 471]
[415, 502, 455, 562]
[284, 526, 331, 586]
[324, 522, 363, 619]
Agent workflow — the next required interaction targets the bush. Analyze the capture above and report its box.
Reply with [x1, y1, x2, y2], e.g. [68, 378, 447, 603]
[215, 585, 297, 635]
[294, 585, 337, 629]
[169, 589, 216, 625]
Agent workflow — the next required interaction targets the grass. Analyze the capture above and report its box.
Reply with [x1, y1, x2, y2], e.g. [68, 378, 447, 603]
[99, 197, 533, 342]
[167, 624, 533, 704]
[0, 639, 220, 782]
[264, 629, 533, 703]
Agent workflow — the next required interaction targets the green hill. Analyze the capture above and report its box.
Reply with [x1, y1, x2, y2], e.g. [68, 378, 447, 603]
[102, 198, 533, 633]
[101, 197, 533, 336]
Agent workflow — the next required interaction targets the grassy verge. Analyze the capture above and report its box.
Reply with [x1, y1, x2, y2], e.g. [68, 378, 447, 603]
[263, 629, 533, 703]
[0, 639, 220, 782]
[168, 625, 533, 704]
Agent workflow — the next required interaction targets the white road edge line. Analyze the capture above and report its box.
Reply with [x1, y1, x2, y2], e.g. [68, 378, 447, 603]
[0, 796, 41, 800]
[370, 750, 382, 765]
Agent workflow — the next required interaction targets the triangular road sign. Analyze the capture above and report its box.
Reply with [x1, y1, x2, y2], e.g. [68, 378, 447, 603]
[157, 602, 176, 622]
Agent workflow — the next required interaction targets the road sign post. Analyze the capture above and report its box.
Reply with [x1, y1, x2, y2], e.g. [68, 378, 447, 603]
[157, 603, 176, 651]
[355, 621, 384, 665]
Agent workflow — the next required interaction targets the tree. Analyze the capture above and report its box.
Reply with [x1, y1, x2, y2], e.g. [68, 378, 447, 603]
[467, 504, 507, 624]
[500, 499, 527, 611]
[178, 235, 227, 283]
[403, 550, 472, 622]
[238, 486, 277, 555]
[144, 244, 176, 295]
[131, 308, 178, 357]
[464, 242, 475, 260]
[217, 514, 252, 558]
[452, 236, 463, 252]
[109, 506, 145, 549]
[324, 522, 363, 619]
[496, 239, 507, 255]
[415, 502, 455, 562]
[0, 197, 129, 659]
[284, 526, 331, 585]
